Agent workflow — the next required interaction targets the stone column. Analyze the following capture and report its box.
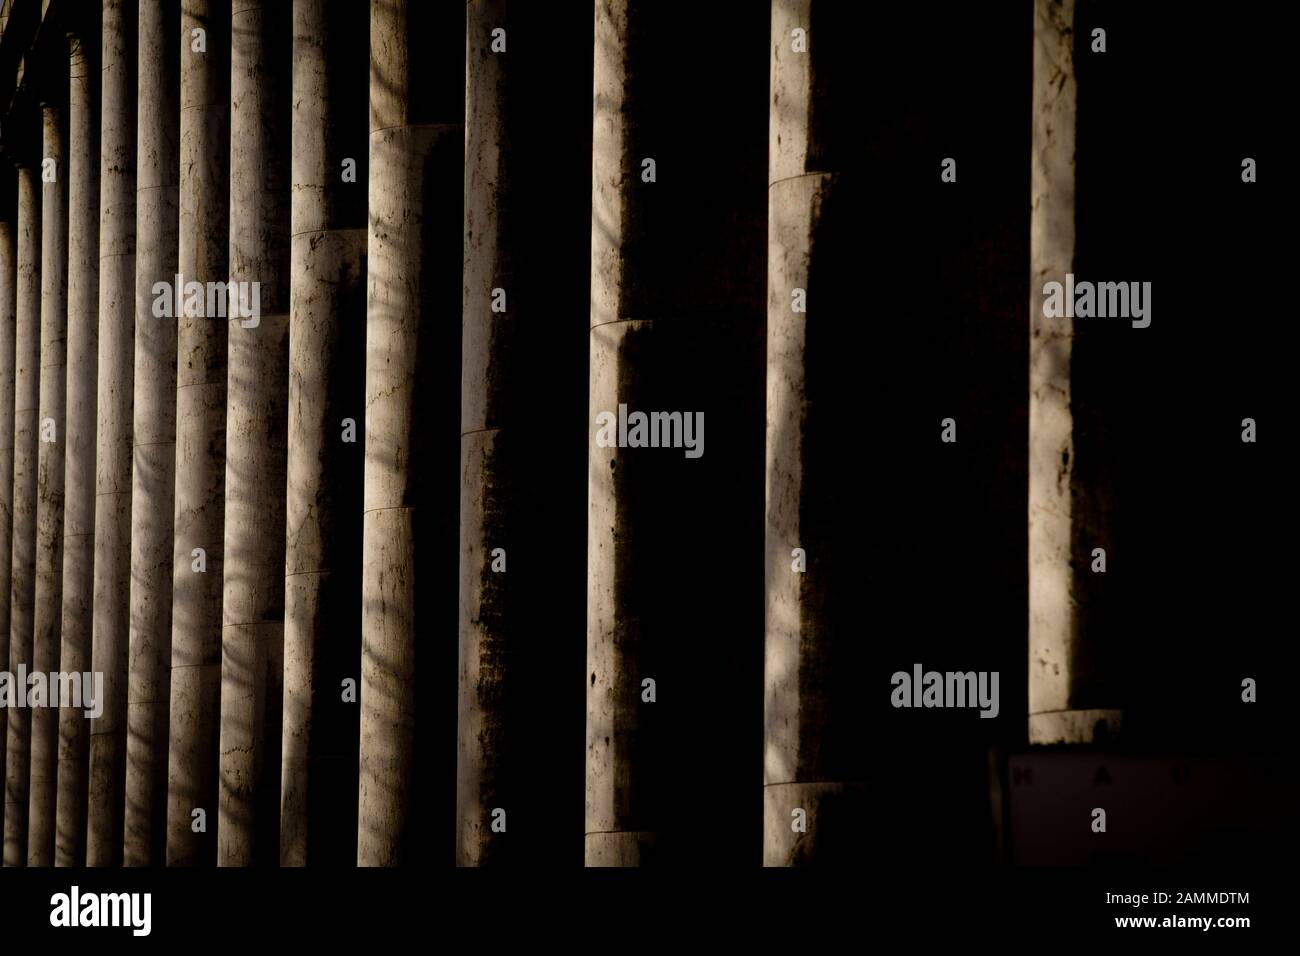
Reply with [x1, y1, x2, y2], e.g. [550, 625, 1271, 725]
[358, 0, 463, 866]
[585, 1, 767, 867]
[218, 0, 290, 867]
[0, 196, 15, 852]
[1028, 0, 1120, 746]
[87, 0, 136, 868]
[28, 97, 68, 867]
[762, 0, 867, 866]
[281, 0, 367, 867]
[457, 0, 514, 868]
[167, 0, 229, 867]
[456, 0, 591, 866]
[3, 161, 39, 867]
[124, 0, 178, 868]
[55, 20, 101, 869]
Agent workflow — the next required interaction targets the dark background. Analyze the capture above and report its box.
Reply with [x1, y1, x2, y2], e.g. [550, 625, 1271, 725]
[0, 1, 1290, 936]
[411, 0, 1292, 871]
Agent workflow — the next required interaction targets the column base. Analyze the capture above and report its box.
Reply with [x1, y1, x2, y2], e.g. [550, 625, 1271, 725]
[1029, 709, 1122, 745]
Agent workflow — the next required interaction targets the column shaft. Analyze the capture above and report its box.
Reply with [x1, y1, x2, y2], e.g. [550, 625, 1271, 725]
[55, 24, 101, 868]
[29, 99, 68, 867]
[762, 0, 867, 866]
[457, 0, 592, 866]
[281, 0, 367, 866]
[359, 0, 464, 866]
[87, 0, 137, 867]
[124, 0, 178, 867]
[0, 209, 15, 852]
[3, 164, 39, 867]
[167, 0, 229, 866]
[1028, 0, 1120, 745]
[585, 0, 767, 866]
[457, 0, 515, 868]
[218, 0, 290, 867]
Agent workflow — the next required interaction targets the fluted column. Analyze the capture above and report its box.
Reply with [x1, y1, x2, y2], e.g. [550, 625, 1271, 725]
[1028, 0, 1120, 746]
[218, 0, 290, 867]
[55, 21, 101, 868]
[281, 0, 367, 867]
[359, 0, 464, 866]
[585, 0, 766, 866]
[762, 0, 867, 866]
[87, 0, 136, 867]
[29, 97, 69, 867]
[124, 0, 178, 868]
[4, 162, 39, 867]
[167, 0, 229, 867]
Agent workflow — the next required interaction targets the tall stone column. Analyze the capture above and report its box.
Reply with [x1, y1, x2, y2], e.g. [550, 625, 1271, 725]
[359, 0, 464, 866]
[4, 161, 39, 867]
[457, 0, 591, 866]
[457, 0, 515, 868]
[87, 0, 136, 867]
[28, 97, 69, 867]
[124, 0, 178, 868]
[585, 1, 767, 866]
[762, 0, 867, 866]
[281, 0, 367, 867]
[167, 0, 229, 867]
[218, 0, 290, 867]
[55, 20, 101, 869]
[0, 197, 15, 851]
[1028, 0, 1120, 746]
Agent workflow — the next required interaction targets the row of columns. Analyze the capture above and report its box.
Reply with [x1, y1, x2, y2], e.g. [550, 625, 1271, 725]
[0, 0, 1098, 865]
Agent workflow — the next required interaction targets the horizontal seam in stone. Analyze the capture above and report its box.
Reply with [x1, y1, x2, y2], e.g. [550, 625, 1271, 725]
[769, 170, 837, 189]
[289, 226, 365, 241]
[369, 121, 464, 136]
[362, 505, 414, 517]
[589, 317, 654, 332]
[763, 779, 861, 788]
